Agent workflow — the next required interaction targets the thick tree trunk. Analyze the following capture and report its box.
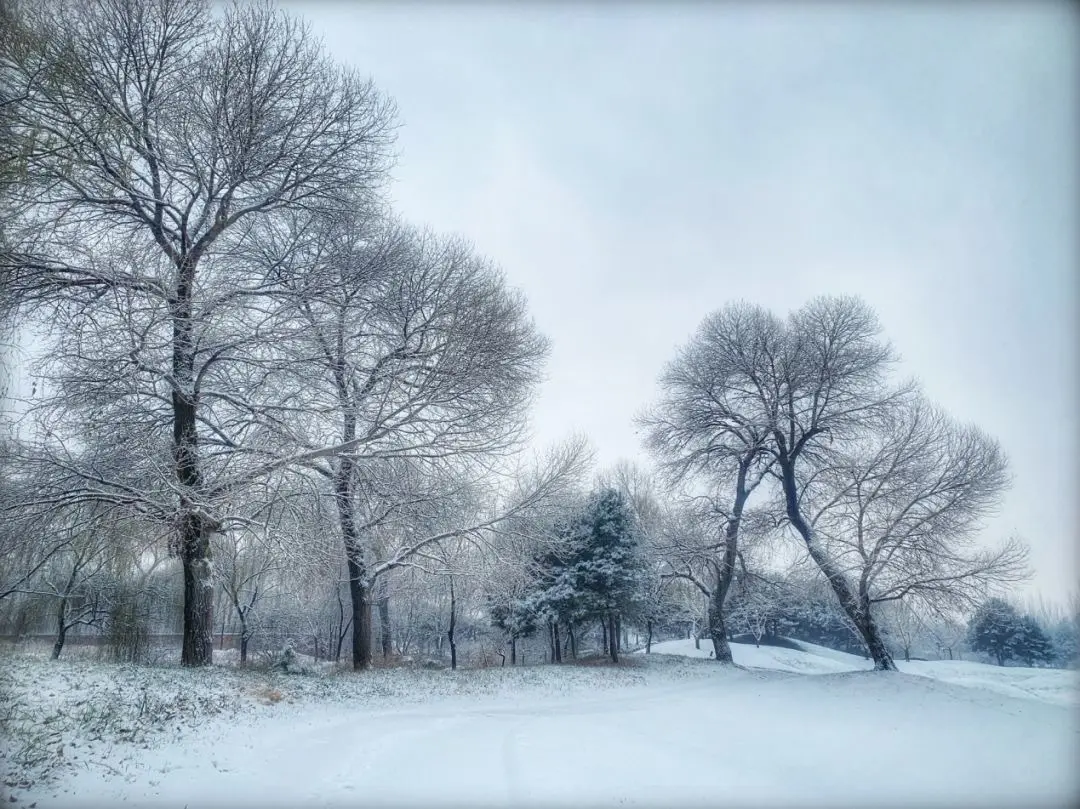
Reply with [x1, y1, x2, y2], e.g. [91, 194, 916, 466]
[553, 621, 562, 663]
[568, 623, 577, 659]
[173, 267, 214, 668]
[855, 605, 895, 670]
[710, 461, 753, 664]
[645, 619, 653, 654]
[181, 539, 214, 667]
[448, 576, 457, 671]
[510, 636, 517, 665]
[336, 448, 373, 670]
[608, 613, 619, 663]
[333, 390, 373, 670]
[777, 455, 897, 672]
[234, 606, 249, 665]
[51, 596, 67, 660]
[708, 586, 732, 662]
[377, 577, 393, 659]
[347, 567, 372, 670]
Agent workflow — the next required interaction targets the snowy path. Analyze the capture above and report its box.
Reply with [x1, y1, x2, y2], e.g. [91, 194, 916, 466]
[30, 664, 1078, 808]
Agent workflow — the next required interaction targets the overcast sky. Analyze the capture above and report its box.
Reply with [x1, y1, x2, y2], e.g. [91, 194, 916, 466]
[300, 2, 1077, 603]
[69, 0, 1019, 604]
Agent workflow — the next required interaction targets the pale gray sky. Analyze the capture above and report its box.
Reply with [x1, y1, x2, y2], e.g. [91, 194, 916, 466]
[278, 1, 1078, 605]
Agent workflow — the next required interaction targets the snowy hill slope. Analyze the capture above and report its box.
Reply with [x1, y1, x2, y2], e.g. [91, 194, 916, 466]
[645, 637, 1080, 706]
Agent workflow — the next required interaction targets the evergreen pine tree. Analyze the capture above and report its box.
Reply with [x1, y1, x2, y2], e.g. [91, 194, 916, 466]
[968, 598, 1022, 666]
[520, 488, 646, 663]
[1009, 614, 1055, 667]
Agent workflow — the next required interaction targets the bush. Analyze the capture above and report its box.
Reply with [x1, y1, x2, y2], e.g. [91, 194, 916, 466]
[104, 591, 150, 664]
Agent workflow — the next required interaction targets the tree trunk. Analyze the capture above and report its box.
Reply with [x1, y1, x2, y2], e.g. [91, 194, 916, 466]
[852, 598, 895, 671]
[377, 577, 393, 659]
[336, 449, 373, 670]
[710, 462, 753, 664]
[173, 267, 214, 668]
[708, 571, 732, 663]
[777, 455, 897, 672]
[334, 587, 352, 663]
[239, 613, 249, 661]
[510, 636, 517, 665]
[346, 557, 372, 670]
[51, 596, 68, 660]
[645, 619, 653, 654]
[553, 621, 562, 663]
[608, 613, 619, 663]
[568, 623, 577, 659]
[181, 540, 214, 667]
[601, 618, 609, 656]
[448, 576, 457, 671]
[903, 646, 910, 663]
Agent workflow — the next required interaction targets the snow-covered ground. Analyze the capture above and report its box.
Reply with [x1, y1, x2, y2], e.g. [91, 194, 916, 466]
[3, 641, 1077, 808]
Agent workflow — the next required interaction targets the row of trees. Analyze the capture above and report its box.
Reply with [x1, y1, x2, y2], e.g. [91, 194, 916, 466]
[966, 597, 1075, 668]
[0, 0, 589, 669]
[0, 0, 1070, 677]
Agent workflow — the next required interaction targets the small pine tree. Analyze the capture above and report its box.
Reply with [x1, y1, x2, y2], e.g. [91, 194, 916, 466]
[968, 598, 1022, 666]
[522, 488, 646, 662]
[489, 596, 538, 665]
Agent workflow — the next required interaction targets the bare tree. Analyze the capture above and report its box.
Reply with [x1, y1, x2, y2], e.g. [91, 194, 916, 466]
[1, 0, 396, 665]
[263, 207, 580, 668]
[214, 530, 278, 665]
[758, 297, 919, 669]
[640, 303, 777, 663]
[880, 601, 926, 663]
[659, 298, 911, 668]
[803, 395, 1029, 644]
[37, 510, 118, 659]
[649, 297, 969, 669]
